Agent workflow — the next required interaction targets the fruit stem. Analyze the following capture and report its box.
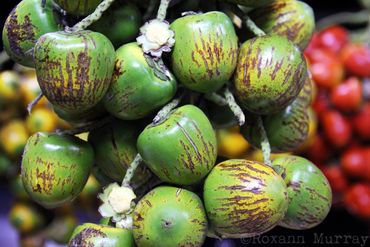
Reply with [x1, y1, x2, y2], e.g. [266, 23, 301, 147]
[122, 154, 143, 187]
[153, 95, 183, 124]
[68, 0, 116, 32]
[204, 92, 228, 106]
[224, 87, 245, 126]
[57, 116, 113, 135]
[144, 0, 159, 20]
[244, 15, 265, 37]
[27, 93, 44, 114]
[157, 0, 172, 21]
[256, 116, 271, 166]
[316, 9, 369, 31]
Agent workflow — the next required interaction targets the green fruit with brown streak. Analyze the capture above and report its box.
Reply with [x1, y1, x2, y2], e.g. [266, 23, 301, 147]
[241, 99, 309, 153]
[103, 43, 177, 120]
[34, 30, 115, 112]
[203, 159, 288, 238]
[55, 0, 103, 16]
[133, 186, 207, 247]
[21, 132, 94, 208]
[249, 0, 315, 50]
[272, 155, 332, 230]
[88, 119, 152, 186]
[296, 75, 314, 108]
[234, 34, 307, 115]
[137, 105, 217, 185]
[226, 0, 276, 7]
[2, 0, 62, 67]
[170, 11, 238, 93]
[69, 223, 134, 246]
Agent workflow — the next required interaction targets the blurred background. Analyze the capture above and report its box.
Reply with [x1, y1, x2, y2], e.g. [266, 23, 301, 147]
[0, 0, 369, 246]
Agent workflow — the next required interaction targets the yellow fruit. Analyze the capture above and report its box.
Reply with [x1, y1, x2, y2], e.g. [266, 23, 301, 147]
[295, 107, 318, 153]
[0, 120, 29, 158]
[20, 72, 49, 109]
[217, 129, 250, 159]
[9, 202, 45, 234]
[26, 108, 59, 134]
[0, 71, 21, 107]
[244, 149, 291, 163]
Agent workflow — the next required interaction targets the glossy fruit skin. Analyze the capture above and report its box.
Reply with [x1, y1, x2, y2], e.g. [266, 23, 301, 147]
[171, 11, 238, 93]
[91, 2, 141, 47]
[226, 0, 275, 7]
[69, 223, 134, 247]
[234, 35, 307, 115]
[21, 132, 94, 208]
[0, 71, 21, 108]
[341, 43, 370, 77]
[34, 30, 115, 112]
[330, 77, 362, 112]
[0, 120, 29, 158]
[55, 0, 103, 16]
[88, 119, 151, 186]
[241, 99, 309, 153]
[203, 159, 288, 238]
[133, 186, 207, 247]
[137, 105, 217, 185]
[217, 128, 249, 159]
[2, 0, 62, 67]
[272, 155, 332, 230]
[249, 0, 315, 50]
[341, 148, 370, 180]
[344, 183, 370, 218]
[322, 110, 352, 148]
[103, 43, 177, 120]
[9, 202, 46, 234]
[353, 103, 370, 140]
[317, 26, 349, 54]
[296, 76, 314, 108]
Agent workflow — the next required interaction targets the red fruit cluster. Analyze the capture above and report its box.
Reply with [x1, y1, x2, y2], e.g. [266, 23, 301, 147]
[304, 25, 370, 220]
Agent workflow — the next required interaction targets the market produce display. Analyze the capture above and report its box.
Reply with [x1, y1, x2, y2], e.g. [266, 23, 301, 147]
[0, 0, 344, 246]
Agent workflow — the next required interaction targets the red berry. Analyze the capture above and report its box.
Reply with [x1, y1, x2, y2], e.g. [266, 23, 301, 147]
[322, 110, 352, 148]
[317, 26, 349, 54]
[341, 43, 370, 77]
[344, 183, 370, 218]
[305, 134, 331, 163]
[341, 148, 367, 179]
[322, 165, 348, 193]
[330, 77, 362, 112]
[353, 103, 370, 140]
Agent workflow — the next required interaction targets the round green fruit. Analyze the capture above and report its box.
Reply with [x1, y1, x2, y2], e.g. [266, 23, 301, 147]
[133, 186, 207, 247]
[90, 2, 141, 47]
[295, 75, 314, 108]
[103, 43, 177, 120]
[55, 0, 103, 16]
[272, 155, 332, 230]
[2, 0, 62, 67]
[241, 99, 309, 153]
[234, 34, 307, 115]
[249, 0, 315, 50]
[9, 202, 46, 234]
[137, 105, 217, 185]
[88, 119, 151, 186]
[203, 159, 288, 238]
[69, 223, 134, 247]
[171, 11, 238, 93]
[21, 132, 94, 208]
[34, 30, 115, 112]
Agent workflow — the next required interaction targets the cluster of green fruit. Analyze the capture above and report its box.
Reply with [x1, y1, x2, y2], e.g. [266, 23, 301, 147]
[2, 0, 332, 246]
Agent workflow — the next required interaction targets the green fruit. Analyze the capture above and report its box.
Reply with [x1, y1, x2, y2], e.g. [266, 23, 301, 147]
[92, 166, 115, 187]
[203, 159, 288, 238]
[137, 105, 217, 185]
[90, 2, 141, 47]
[21, 132, 93, 208]
[226, 0, 276, 7]
[55, 0, 103, 16]
[201, 100, 238, 129]
[133, 186, 207, 247]
[103, 43, 177, 120]
[11, 175, 29, 200]
[241, 99, 309, 152]
[296, 76, 314, 108]
[88, 119, 151, 186]
[249, 0, 315, 50]
[171, 11, 238, 93]
[34, 30, 115, 112]
[2, 0, 62, 67]
[272, 155, 332, 230]
[69, 223, 134, 247]
[234, 34, 307, 115]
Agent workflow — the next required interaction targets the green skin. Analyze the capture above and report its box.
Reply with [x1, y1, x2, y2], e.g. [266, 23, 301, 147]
[249, 0, 315, 50]
[241, 99, 309, 153]
[203, 159, 288, 238]
[21, 132, 94, 208]
[137, 105, 217, 185]
[226, 0, 276, 7]
[69, 223, 134, 247]
[34, 30, 115, 112]
[54, 0, 103, 16]
[103, 43, 177, 120]
[296, 76, 314, 108]
[170, 11, 239, 93]
[201, 100, 238, 129]
[2, 0, 62, 67]
[133, 186, 207, 247]
[91, 2, 141, 48]
[234, 34, 307, 115]
[272, 155, 332, 230]
[11, 175, 30, 200]
[92, 166, 114, 187]
[88, 119, 152, 186]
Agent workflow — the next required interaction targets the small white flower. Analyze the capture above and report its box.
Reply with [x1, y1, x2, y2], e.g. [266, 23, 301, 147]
[116, 215, 133, 229]
[137, 19, 175, 58]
